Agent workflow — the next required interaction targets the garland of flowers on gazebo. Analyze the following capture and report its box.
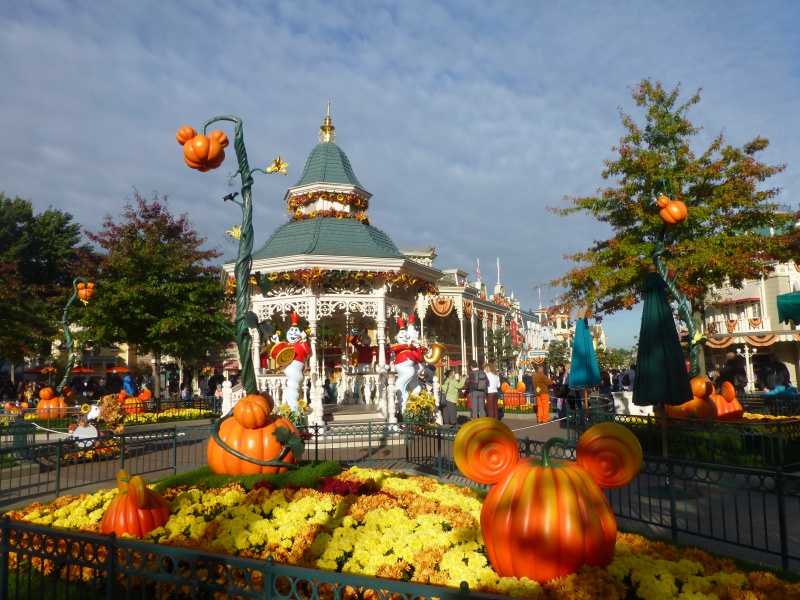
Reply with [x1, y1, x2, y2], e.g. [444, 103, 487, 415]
[225, 270, 439, 296]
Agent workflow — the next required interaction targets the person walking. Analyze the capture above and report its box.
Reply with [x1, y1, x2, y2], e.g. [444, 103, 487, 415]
[466, 360, 488, 420]
[484, 363, 501, 419]
[532, 364, 553, 423]
[522, 369, 534, 404]
[440, 369, 466, 426]
[764, 353, 791, 391]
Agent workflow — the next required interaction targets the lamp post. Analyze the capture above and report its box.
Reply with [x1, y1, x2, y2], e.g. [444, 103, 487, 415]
[737, 346, 757, 392]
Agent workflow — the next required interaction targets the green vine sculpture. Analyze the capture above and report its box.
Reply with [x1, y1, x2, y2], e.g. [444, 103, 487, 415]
[650, 180, 705, 377]
[55, 277, 91, 395]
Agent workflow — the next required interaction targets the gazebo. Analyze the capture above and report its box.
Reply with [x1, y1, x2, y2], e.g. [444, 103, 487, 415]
[223, 108, 441, 425]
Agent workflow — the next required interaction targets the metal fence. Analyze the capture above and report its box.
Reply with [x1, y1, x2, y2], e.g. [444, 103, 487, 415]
[1, 417, 799, 600]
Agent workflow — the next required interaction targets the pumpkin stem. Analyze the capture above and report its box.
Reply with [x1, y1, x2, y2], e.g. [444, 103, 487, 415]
[541, 437, 568, 468]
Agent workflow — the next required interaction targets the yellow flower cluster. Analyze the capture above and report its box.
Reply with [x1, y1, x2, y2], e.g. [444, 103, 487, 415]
[6, 468, 800, 599]
[403, 390, 437, 423]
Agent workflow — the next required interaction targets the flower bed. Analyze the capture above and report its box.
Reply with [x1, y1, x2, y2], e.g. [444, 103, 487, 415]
[5, 467, 799, 599]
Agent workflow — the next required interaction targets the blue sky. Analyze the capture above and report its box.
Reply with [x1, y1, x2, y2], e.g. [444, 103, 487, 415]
[2, 1, 798, 348]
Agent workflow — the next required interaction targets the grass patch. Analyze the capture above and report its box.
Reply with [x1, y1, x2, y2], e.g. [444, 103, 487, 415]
[151, 460, 343, 494]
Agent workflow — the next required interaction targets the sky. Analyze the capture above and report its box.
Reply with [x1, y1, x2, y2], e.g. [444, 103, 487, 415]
[2, 1, 799, 349]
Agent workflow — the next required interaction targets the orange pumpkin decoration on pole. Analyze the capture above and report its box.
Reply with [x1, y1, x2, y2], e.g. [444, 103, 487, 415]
[454, 419, 641, 583]
[207, 393, 300, 475]
[177, 127, 229, 172]
[659, 200, 688, 225]
[76, 281, 95, 301]
[101, 469, 170, 538]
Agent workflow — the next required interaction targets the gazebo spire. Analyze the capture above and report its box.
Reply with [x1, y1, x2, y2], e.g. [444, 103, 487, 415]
[318, 102, 337, 144]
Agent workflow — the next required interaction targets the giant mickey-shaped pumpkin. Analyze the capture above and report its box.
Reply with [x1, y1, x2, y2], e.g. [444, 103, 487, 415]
[207, 392, 299, 475]
[454, 418, 642, 583]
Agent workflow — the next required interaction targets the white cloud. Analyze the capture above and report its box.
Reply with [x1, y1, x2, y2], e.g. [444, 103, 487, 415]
[1, 0, 798, 349]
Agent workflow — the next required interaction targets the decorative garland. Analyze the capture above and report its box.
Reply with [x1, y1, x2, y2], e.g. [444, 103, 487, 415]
[725, 319, 738, 334]
[287, 191, 371, 225]
[287, 191, 369, 212]
[429, 296, 454, 317]
[228, 269, 439, 294]
[290, 209, 370, 225]
[748, 317, 763, 328]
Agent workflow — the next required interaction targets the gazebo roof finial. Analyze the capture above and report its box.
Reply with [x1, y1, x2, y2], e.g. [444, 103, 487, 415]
[318, 101, 337, 144]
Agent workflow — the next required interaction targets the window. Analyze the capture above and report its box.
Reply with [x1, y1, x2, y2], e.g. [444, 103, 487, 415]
[752, 303, 762, 319]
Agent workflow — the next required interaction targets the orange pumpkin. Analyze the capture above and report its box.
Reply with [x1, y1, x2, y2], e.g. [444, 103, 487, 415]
[19, 402, 28, 410]
[664, 395, 718, 420]
[659, 200, 688, 225]
[101, 469, 170, 538]
[500, 382, 511, 393]
[713, 381, 744, 421]
[175, 125, 198, 146]
[76, 281, 95, 301]
[233, 394, 273, 429]
[515, 381, 526, 392]
[138, 388, 152, 401]
[207, 395, 299, 475]
[690, 375, 714, 399]
[463, 422, 641, 584]
[123, 395, 144, 415]
[39, 387, 55, 402]
[182, 131, 229, 172]
[656, 194, 671, 208]
[36, 396, 68, 419]
[62, 386, 75, 398]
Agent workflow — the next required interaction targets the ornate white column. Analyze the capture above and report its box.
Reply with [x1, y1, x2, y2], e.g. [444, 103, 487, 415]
[250, 327, 261, 376]
[377, 291, 387, 369]
[307, 296, 324, 426]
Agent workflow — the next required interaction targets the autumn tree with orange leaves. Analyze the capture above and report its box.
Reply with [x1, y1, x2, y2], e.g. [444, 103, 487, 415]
[550, 79, 798, 321]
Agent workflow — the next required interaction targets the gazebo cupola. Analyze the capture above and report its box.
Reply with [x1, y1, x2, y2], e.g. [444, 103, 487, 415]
[284, 103, 373, 225]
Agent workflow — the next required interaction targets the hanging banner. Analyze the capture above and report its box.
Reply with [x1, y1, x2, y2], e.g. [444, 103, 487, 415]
[429, 296, 454, 317]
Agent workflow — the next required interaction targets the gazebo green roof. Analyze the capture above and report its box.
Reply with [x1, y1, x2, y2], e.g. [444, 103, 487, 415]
[252, 218, 403, 260]
[294, 143, 363, 188]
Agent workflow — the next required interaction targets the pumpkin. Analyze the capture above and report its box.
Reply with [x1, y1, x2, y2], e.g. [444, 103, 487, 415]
[62, 386, 75, 398]
[260, 391, 276, 413]
[175, 125, 198, 146]
[101, 469, 170, 538]
[123, 395, 144, 415]
[36, 396, 68, 419]
[713, 381, 744, 421]
[207, 400, 299, 475]
[182, 130, 229, 172]
[76, 281, 95, 301]
[515, 381, 526, 392]
[500, 382, 511, 393]
[690, 375, 714, 399]
[39, 387, 55, 402]
[453, 418, 519, 484]
[659, 200, 688, 225]
[664, 395, 718, 420]
[656, 194, 671, 208]
[138, 388, 152, 401]
[19, 402, 28, 410]
[233, 394, 273, 429]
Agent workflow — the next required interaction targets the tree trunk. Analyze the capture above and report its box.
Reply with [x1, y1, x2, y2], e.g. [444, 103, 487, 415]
[153, 353, 162, 398]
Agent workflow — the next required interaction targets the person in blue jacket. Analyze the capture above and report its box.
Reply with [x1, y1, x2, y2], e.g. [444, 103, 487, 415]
[123, 374, 137, 396]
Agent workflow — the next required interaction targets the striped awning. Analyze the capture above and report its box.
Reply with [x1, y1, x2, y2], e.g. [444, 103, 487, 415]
[714, 284, 760, 305]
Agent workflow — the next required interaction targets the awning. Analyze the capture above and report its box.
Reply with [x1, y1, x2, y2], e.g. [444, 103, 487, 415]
[222, 360, 240, 370]
[777, 290, 800, 324]
[714, 284, 760, 306]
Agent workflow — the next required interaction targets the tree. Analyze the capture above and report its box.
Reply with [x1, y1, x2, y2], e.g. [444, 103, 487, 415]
[485, 328, 516, 371]
[546, 340, 569, 370]
[80, 190, 232, 397]
[550, 79, 797, 317]
[0, 194, 87, 364]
